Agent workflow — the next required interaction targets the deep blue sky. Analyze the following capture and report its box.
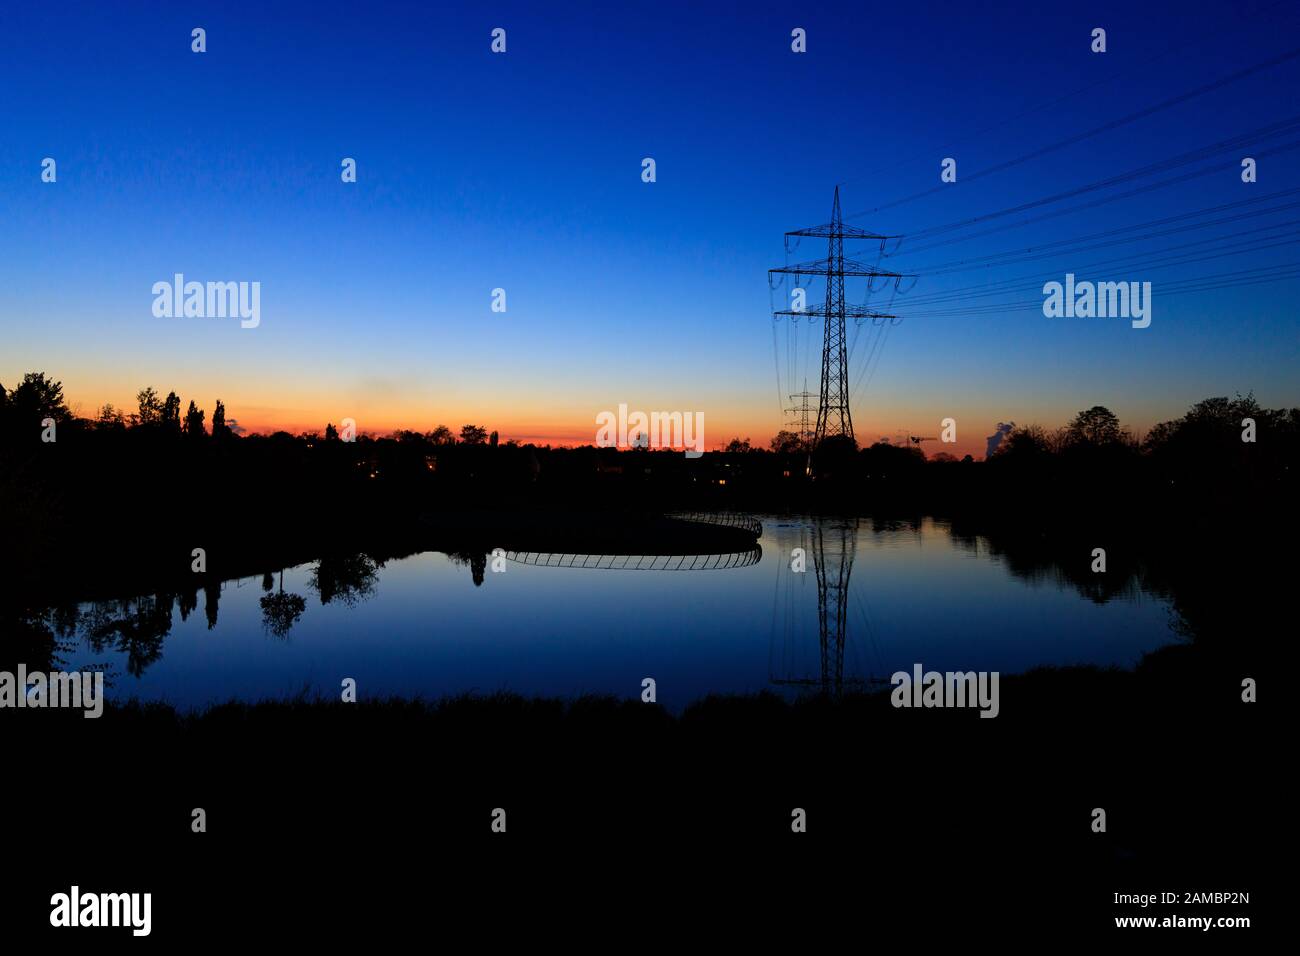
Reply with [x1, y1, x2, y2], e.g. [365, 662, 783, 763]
[1, 0, 1297, 451]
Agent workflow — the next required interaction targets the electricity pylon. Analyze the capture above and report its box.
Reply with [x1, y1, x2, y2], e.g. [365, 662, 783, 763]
[769, 187, 912, 447]
[785, 381, 816, 452]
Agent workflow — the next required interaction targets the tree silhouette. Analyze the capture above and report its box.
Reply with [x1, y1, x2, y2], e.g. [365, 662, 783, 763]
[136, 387, 162, 425]
[991, 424, 1056, 460]
[183, 400, 206, 438]
[460, 424, 488, 445]
[769, 430, 801, 454]
[96, 404, 126, 430]
[212, 400, 228, 439]
[1066, 406, 1122, 446]
[3, 372, 71, 433]
[814, 434, 861, 477]
[161, 391, 182, 435]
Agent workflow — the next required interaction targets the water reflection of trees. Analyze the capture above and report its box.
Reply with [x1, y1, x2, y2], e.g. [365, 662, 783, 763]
[204, 580, 221, 630]
[79, 594, 173, 675]
[260, 569, 307, 639]
[447, 551, 487, 586]
[17, 594, 174, 678]
[0, 606, 69, 674]
[942, 519, 1147, 606]
[311, 554, 380, 606]
[1, 551, 392, 676]
[3, 525, 1230, 687]
[853, 514, 1153, 605]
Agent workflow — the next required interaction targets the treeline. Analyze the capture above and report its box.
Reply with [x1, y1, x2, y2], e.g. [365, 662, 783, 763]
[972, 397, 1297, 508]
[0, 375, 220, 438]
[742, 397, 1300, 469]
[3, 373, 1297, 539]
[720, 397, 1300, 502]
[5, 372, 1293, 480]
[0, 373, 501, 449]
[1, 371, 1296, 624]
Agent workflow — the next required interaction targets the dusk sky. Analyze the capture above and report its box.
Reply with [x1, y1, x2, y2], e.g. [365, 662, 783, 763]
[2, 0, 1297, 457]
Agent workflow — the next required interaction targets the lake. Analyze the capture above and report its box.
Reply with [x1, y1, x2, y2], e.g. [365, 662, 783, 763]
[45, 514, 1179, 711]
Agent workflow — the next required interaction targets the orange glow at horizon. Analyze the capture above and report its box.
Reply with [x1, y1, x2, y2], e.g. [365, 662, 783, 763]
[48, 366, 1154, 461]
[60, 384, 1000, 456]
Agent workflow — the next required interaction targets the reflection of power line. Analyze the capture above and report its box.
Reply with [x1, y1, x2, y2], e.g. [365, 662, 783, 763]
[851, 592, 885, 683]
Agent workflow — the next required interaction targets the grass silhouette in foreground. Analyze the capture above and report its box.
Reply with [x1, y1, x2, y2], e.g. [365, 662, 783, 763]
[11, 657, 1267, 890]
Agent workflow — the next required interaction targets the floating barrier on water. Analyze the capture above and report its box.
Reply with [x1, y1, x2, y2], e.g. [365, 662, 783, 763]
[504, 549, 761, 571]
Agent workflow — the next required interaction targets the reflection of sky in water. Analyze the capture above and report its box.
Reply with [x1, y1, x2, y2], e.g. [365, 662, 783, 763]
[54, 517, 1179, 711]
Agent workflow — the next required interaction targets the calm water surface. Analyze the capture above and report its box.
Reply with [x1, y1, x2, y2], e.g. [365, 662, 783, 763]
[52, 515, 1179, 710]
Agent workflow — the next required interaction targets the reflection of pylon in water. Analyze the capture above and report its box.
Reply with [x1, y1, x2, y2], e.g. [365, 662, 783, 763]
[771, 519, 859, 694]
[813, 520, 856, 694]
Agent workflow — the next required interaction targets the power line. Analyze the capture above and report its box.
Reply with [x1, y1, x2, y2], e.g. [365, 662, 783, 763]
[886, 117, 1300, 249]
[905, 203, 1300, 280]
[843, 44, 1300, 220]
[899, 228, 1300, 307]
[836, 0, 1298, 190]
[772, 30, 1300, 443]
[900, 262, 1300, 318]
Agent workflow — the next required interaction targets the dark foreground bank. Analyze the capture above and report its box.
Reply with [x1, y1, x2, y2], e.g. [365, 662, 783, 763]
[5, 656, 1274, 941]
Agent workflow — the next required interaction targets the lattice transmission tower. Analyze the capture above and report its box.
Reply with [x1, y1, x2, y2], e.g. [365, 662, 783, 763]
[785, 381, 816, 452]
[769, 187, 912, 446]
